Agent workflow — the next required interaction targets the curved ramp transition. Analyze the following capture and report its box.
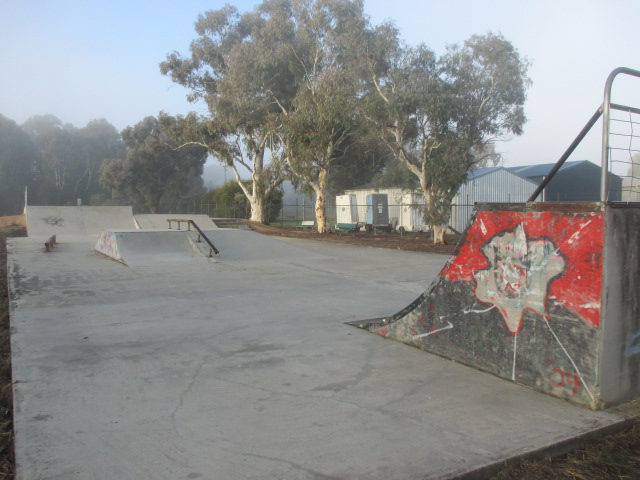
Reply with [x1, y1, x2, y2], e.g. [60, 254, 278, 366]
[350, 202, 640, 409]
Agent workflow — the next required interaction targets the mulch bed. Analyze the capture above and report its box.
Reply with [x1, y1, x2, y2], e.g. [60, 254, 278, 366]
[247, 221, 459, 255]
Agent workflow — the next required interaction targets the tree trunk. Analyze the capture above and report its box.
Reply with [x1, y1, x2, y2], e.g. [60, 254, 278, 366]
[433, 224, 447, 245]
[423, 186, 448, 245]
[314, 168, 329, 233]
[249, 195, 268, 224]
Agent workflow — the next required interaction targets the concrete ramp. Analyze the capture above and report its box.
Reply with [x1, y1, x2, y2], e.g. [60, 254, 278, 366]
[351, 202, 640, 409]
[26, 206, 135, 239]
[204, 229, 325, 263]
[95, 228, 324, 267]
[134, 214, 218, 230]
[95, 230, 208, 266]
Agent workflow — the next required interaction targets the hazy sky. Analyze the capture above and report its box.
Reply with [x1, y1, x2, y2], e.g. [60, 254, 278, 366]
[2, 0, 639, 171]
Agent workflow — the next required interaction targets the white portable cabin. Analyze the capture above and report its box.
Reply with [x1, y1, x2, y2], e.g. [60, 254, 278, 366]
[340, 187, 427, 231]
[398, 193, 426, 231]
[336, 194, 359, 223]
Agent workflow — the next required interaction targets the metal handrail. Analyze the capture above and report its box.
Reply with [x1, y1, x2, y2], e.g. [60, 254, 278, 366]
[167, 218, 219, 256]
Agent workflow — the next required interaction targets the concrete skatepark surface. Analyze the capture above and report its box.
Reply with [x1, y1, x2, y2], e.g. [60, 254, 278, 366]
[7, 207, 631, 479]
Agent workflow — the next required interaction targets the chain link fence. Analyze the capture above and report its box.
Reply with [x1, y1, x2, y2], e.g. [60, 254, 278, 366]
[187, 199, 474, 231]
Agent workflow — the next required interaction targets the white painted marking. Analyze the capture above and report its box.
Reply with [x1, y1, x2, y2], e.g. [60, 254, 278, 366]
[567, 219, 592, 245]
[512, 332, 518, 381]
[412, 321, 453, 340]
[544, 319, 595, 403]
[463, 305, 496, 314]
[480, 219, 487, 235]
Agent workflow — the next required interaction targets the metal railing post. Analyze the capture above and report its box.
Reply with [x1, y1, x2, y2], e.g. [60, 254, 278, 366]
[167, 219, 219, 255]
[528, 107, 602, 202]
[601, 67, 640, 202]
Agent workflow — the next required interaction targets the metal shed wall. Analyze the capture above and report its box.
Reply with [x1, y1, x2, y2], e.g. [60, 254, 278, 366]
[451, 169, 538, 232]
[343, 169, 537, 233]
[544, 163, 623, 202]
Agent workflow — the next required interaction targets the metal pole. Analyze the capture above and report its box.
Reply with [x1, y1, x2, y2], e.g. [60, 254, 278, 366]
[528, 107, 602, 202]
[601, 67, 640, 201]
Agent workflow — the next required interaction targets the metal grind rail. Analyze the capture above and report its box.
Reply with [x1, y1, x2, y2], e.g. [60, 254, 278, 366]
[529, 66, 640, 202]
[167, 219, 219, 256]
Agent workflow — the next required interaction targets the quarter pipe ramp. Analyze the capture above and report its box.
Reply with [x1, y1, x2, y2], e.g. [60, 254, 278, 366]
[350, 202, 640, 409]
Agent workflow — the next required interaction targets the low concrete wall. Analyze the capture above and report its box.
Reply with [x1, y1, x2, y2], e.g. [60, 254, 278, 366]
[26, 206, 135, 238]
[600, 205, 640, 405]
[353, 202, 640, 409]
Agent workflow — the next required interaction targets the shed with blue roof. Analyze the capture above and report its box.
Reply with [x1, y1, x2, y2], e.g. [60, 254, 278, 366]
[450, 166, 538, 232]
[507, 160, 622, 202]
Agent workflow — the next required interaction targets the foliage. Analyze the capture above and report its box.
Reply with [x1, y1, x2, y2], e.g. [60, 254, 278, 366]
[0, 115, 41, 215]
[160, 2, 292, 223]
[162, 0, 376, 232]
[361, 31, 530, 243]
[272, 0, 371, 232]
[372, 156, 418, 191]
[99, 113, 207, 214]
[21, 115, 125, 206]
[162, 2, 528, 237]
[204, 181, 282, 221]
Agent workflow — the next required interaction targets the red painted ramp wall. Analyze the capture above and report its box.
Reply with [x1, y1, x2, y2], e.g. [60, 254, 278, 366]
[352, 203, 608, 408]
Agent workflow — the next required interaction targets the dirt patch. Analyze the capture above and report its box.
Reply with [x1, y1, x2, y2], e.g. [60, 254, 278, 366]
[247, 221, 459, 255]
[0, 224, 25, 479]
[0, 217, 25, 229]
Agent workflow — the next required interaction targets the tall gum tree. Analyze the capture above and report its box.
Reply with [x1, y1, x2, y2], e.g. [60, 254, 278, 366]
[162, 0, 372, 232]
[272, 0, 369, 233]
[362, 31, 530, 244]
[160, 1, 293, 223]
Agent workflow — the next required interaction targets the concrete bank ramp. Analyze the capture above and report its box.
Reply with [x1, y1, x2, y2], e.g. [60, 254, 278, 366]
[203, 229, 325, 263]
[351, 202, 640, 409]
[95, 228, 324, 267]
[26, 206, 135, 239]
[95, 230, 209, 266]
[134, 214, 218, 230]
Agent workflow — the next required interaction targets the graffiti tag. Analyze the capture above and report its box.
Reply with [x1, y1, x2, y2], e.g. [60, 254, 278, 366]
[473, 223, 566, 334]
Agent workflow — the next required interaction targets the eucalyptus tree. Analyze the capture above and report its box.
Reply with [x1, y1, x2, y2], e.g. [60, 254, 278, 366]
[22, 115, 77, 204]
[362, 31, 530, 243]
[160, 1, 293, 223]
[0, 115, 41, 215]
[99, 113, 207, 214]
[269, 0, 371, 232]
[22, 115, 124, 206]
[161, 0, 373, 232]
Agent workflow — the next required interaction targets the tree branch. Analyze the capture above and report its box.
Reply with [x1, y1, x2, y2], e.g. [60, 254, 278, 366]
[372, 75, 391, 105]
